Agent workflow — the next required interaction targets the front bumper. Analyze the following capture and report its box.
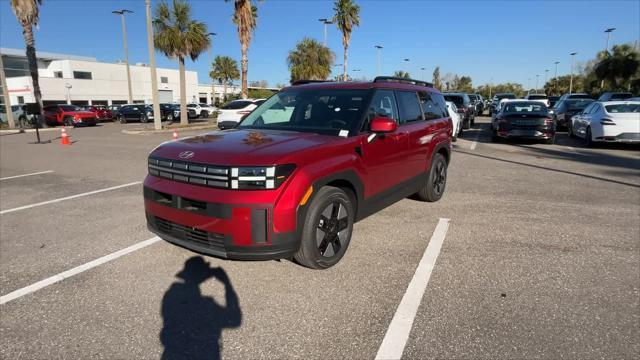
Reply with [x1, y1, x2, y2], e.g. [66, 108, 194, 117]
[143, 176, 302, 261]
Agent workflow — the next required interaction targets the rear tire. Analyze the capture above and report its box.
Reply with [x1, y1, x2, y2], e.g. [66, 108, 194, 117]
[200, 110, 208, 118]
[119, 115, 127, 124]
[415, 153, 447, 202]
[63, 116, 74, 127]
[294, 186, 354, 269]
[140, 114, 149, 123]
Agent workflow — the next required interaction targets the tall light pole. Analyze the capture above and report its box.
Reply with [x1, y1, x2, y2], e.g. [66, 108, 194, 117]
[535, 74, 540, 94]
[569, 52, 577, 94]
[527, 78, 531, 93]
[554, 61, 560, 95]
[544, 69, 549, 93]
[374, 45, 383, 76]
[145, 0, 162, 130]
[601, 27, 616, 89]
[0, 54, 15, 129]
[403, 58, 410, 76]
[207, 32, 217, 105]
[113, 9, 134, 104]
[318, 18, 332, 46]
[420, 67, 426, 81]
[65, 83, 72, 104]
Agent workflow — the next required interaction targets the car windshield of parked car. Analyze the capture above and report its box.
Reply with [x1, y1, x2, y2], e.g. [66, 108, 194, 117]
[566, 99, 594, 110]
[444, 95, 464, 107]
[60, 105, 83, 111]
[605, 103, 640, 113]
[503, 102, 547, 113]
[222, 101, 252, 110]
[238, 89, 368, 135]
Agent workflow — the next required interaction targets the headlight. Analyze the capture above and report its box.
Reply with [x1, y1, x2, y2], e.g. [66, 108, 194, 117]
[230, 164, 296, 190]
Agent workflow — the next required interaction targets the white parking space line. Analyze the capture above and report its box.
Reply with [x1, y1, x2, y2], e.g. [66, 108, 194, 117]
[375, 218, 450, 360]
[0, 181, 141, 215]
[470, 140, 478, 150]
[0, 170, 54, 181]
[0, 236, 161, 305]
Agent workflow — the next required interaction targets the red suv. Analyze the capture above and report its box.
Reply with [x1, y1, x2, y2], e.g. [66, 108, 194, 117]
[144, 77, 452, 269]
[43, 104, 97, 127]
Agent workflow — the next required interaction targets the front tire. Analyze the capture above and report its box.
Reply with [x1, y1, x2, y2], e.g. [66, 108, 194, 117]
[200, 110, 208, 118]
[294, 186, 354, 269]
[140, 114, 149, 123]
[119, 115, 127, 124]
[415, 153, 447, 202]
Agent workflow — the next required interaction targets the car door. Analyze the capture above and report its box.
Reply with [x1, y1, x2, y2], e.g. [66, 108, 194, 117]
[574, 103, 594, 137]
[358, 89, 409, 198]
[126, 106, 139, 120]
[43, 106, 57, 123]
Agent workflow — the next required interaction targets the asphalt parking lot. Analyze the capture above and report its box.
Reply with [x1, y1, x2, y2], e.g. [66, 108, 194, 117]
[1, 117, 638, 359]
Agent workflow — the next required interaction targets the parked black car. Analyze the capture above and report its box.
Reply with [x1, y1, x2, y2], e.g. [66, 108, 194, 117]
[551, 99, 594, 129]
[444, 93, 475, 128]
[491, 101, 555, 144]
[597, 92, 634, 101]
[116, 104, 154, 124]
[489, 93, 516, 115]
[165, 104, 198, 122]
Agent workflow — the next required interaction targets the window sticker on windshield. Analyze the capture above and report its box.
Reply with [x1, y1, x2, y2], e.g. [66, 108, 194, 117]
[339, 130, 349, 137]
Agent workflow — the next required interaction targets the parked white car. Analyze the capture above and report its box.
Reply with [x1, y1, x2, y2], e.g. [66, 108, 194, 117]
[524, 93, 550, 107]
[217, 99, 265, 130]
[187, 103, 217, 118]
[570, 101, 640, 146]
[446, 101, 462, 141]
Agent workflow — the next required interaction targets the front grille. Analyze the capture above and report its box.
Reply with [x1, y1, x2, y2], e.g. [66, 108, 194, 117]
[151, 215, 226, 249]
[149, 157, 229, 188]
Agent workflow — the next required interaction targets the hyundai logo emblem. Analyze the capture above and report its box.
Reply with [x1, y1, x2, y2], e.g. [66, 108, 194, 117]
[178, 151, 195, 159]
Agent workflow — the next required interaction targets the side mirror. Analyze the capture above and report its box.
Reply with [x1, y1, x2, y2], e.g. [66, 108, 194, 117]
[370, 116, 397, 133]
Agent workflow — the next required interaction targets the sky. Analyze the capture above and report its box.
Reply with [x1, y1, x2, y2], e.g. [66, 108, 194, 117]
[1, 0, 639, 88]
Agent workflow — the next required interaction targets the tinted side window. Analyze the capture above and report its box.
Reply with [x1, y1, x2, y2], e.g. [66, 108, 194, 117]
[365, 90, 398, 130]
[432, 93, 448, 117]
[582, 104, 594, 114]
[419, 92, 446, 120]
[396, 91, 423, 124]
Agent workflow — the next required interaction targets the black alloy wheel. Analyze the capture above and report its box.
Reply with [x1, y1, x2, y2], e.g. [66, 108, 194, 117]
[140, 114, 149, 123]
[415, 153, 447, 202]
[294, 186, 354, 269]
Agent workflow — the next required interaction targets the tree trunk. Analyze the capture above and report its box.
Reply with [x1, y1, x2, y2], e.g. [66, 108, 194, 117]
[23, 24, 42, 142]
[241, 42, 248, 99]
[223, 81, 227, 103]
[0, 54, 16, 129]
[178, 56, 188, 125]
[343, 45, 348, 82]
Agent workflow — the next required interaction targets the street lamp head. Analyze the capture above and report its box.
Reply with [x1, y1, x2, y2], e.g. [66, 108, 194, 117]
[605, 27, 616, 33]
[112, 9, 133, 15]
[208, 32, 218, 36]
[318, 18, 332, 24]
[554, 61, 560, 65]
[374, 45, 383, 49]
[403, 58, 410, 62]
[570, 52, 577, 56]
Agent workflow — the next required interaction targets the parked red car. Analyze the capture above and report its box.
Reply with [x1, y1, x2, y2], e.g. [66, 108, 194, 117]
[43, 104, 97, 127]
[144, 77, 452, 269]
[83, 105, 113, 121]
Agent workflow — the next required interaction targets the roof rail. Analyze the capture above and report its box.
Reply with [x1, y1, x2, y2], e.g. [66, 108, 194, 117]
[291, 79, 333, 86]
[373, 76, 433, 88]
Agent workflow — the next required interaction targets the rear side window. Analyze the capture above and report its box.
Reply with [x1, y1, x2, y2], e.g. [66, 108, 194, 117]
[444, 95, 464, 108]
[419, 92, 446, 120]
[366, 90, 399, 124]
[432, 93, 448, 117]
[396, 91, 423, 123]
[605, 103, 640, 113]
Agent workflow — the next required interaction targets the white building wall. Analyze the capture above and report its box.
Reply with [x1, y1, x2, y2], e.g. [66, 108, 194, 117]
[6, 58, 198, 105]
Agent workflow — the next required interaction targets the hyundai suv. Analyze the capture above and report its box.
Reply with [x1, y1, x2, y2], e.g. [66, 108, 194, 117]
[43, 104, 97, 127]
[144, 77, 452, 269]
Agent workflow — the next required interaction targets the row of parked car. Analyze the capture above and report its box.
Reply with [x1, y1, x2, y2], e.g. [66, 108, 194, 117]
[488, 91, 639, 146]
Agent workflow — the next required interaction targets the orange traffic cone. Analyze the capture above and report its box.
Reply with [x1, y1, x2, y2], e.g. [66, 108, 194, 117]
[61, 127, 71, 145]
[172, 130, 178, 141]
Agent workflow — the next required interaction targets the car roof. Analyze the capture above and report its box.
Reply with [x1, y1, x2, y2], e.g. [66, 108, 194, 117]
[282, 80, 439, 94]
[600, 100, 640, 105]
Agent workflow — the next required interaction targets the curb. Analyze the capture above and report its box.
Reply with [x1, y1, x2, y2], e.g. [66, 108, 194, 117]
[121, 123, 218, 135]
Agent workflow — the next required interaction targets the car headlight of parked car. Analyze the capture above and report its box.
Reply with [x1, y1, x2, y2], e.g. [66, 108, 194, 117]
[230, 164, 296, 190]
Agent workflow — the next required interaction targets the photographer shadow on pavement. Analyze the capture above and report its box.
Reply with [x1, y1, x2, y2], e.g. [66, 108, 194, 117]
[160, 256, 242, 360]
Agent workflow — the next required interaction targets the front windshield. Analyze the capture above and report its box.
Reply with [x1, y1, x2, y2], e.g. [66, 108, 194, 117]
[61, 105, 82, 111]
[238, 89, 369, 135]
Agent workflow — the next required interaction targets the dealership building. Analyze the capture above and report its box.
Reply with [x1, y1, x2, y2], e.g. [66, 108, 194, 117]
[1, 47, 245, 107]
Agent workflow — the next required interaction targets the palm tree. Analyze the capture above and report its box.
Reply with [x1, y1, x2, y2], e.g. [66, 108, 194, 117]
[394, 70, 410, 79]
[229, 0, 258, 99]
[10, 0, 43, 141]
[333, 0, 360, 82]
[287, 38, 334, 83]
[209, 56, 240, 103]
[153, 0, 210, 125]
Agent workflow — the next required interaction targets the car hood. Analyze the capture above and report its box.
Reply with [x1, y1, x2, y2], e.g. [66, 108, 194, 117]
[150, 129, 340, 166]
